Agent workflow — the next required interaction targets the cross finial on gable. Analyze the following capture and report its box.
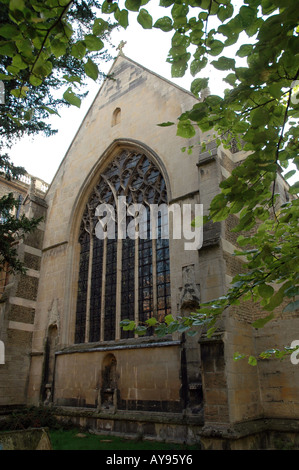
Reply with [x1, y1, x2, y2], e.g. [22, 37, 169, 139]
[117, 40, 127, 55]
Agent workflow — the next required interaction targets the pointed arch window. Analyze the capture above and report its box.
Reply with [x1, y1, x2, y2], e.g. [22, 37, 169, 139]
[75, 149, 170, 343]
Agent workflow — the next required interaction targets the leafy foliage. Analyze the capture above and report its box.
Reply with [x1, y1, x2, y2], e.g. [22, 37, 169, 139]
[0, 0, 115, 274]
[0, 185, 42, 274]
[0, 153, 42, 276]
[115, 0, 299, 363]
[0, 0, 115, 148]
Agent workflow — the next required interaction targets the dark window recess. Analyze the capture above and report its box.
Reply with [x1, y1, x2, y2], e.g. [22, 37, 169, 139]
[75, 232, 90, 343]
[138, 210, 153, 334]
[105, 234, 117, 341]
[121, 237, 135, 339]
[75, 149, 170, 344]
[156, 212, 171, 322]
[89, 237, 103, 342]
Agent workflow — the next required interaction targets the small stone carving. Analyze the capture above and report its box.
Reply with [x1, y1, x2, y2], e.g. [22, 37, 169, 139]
[180, 265, 201, 313]
[48, 298, 60, 330]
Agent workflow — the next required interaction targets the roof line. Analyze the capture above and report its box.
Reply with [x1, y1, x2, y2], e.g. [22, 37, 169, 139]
[46, 53, 197, 191]
[119, 53, 197, 99]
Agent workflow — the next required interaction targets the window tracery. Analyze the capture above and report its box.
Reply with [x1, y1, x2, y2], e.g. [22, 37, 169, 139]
[75, 149, 170, 343]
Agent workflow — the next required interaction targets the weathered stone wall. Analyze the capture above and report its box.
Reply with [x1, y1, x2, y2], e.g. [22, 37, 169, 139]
[0, 186, 47, 407]
[52, 342, 182, 412]
[27, 54, 205, 410]
[217, 143, 299, 432]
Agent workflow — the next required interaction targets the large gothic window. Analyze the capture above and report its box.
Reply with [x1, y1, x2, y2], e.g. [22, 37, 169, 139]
[75, 149, 170, 343]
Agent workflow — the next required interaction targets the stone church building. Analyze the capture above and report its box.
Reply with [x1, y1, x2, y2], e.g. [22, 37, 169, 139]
[0, 53, 298, 449]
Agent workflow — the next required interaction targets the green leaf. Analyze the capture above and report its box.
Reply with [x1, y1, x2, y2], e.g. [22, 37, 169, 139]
[188, 102, 208, 121]
[63, 87, 81, 108]
[137, 9, 152, 29]
[11, 86, 28, 98]
[191, 78, 209, 97]
[84, 58, 99, 81]
[171, 3, 189, 19]
[211, 56, 235, 71]
[236, 44, 253, 58]
[239, 5, 257, 28]
[252, 312, 274, 329]
[171, 54, 190, 77]
[289, 181, 299, 194]
[187, 330, 198, 337]
[41, 106, 60, 116]
[50, 39, 67, 58]
[159, 0, 174, 7]
[33, 59, 53, 78]
[63, 75, 81, 84]
[93, 18, 109, 35]
[24, 108, 34, 121]
[29, 74, 43, 86]
[283, 300, 299, 313]
[84, 34, 104, 51]
[154, 16, 173, 32]
[0, 24, 19, 39]
[217, 4, 234, 22]
[0, 41, 17, 57]
[264, 281, 292, 311]
[208, 40, 224, 56]
[125, 0, 142, 12]
[155, 323, 168, 337]
[283, 170, 296, 180]
[9, 0, 25, 11]
[248, 355, 257, 366]
[102, 0, 119, 13]
[165, 314, 174, 325]
[145, 317, 158, 326]
[284, 286, 299, 297]
[120, 319, 135, 330]
[258, 283, 274, 299]
[190, 57, 208, 76]
[233, 352, 246, 361]
[177, 119, 196, 139]
[114, 9, 129, 29]
[12, 54, 27, 70]
[71, 41, 86, 60]
[0, 73, 14, 80]
[157, 121, 175, 127]
[251, 107, 269, 128]
[135, 325, 147, 336]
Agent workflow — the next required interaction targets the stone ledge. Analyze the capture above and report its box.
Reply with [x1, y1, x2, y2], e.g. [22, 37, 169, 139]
[52, 405, 203, 426]
[56, 337, 180, 356]
[201, 417, 299, 440]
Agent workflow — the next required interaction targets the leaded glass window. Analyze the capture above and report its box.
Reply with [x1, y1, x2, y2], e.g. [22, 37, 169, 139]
[75, 149, 170, 343]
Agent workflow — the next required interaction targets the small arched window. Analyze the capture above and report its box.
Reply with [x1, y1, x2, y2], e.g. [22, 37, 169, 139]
[75, 149, 170, 343]
[111, 107, 121, 127]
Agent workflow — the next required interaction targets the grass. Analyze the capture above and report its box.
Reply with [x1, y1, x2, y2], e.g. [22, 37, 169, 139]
[49, 428, 200, 451]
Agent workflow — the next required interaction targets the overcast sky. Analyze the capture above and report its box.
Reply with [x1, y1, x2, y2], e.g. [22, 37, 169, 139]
[6, 5, 230, 185]
[7, 2, 296, 187]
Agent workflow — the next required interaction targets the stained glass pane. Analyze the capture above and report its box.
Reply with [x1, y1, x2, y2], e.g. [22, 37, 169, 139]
[89, 237, 103, 342]
[75, 232, 90, 343]
[156, 212, 171, 323]
[75, 149, 170, 344]
[104, 234, 117, 341]
[138, 209, 153, 330]
[121, 237, 135, 339]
